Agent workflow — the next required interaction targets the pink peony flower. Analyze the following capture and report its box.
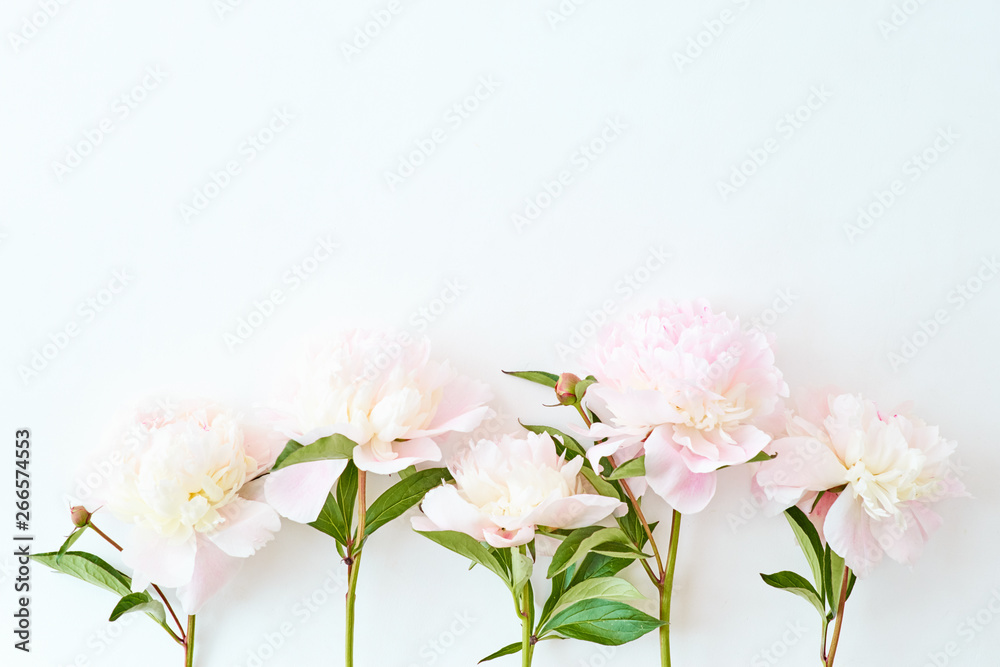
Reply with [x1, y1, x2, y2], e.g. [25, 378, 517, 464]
[87, 400, 285, 614]
[584, 299, 788, 513]
[412, 432, 625, 547]
[265, 329, 492, 523]
[754, 392, 966, 576]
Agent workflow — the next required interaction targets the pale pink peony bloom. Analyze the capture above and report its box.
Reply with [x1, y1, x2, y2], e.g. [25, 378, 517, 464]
[754, 392, 966, 576]
[412, 432, 625, 548]
[584, 299, 788, 514]
[87, 400, 285, 615]
[265, 330, 492, 523]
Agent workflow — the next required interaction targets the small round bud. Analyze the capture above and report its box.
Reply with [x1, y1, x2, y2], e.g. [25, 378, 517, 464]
[70, 506, 91, 528]
[555, 373, 582, 406]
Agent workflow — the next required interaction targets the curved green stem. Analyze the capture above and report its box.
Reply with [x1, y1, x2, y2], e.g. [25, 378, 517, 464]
[346, 471, 367, 667]
[184, 616, 195, 667]
[659, 511, 681, 667]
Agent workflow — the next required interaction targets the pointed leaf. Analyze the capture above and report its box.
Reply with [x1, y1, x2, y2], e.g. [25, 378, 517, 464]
[606, 456, 645, 480]
[519, 423, 587, 460]
[541, 599, 663, 645]
[512, 550, 533, 594]
[503, 370, 560, 388]
[416, 530, 510, 586]
[551, 577, 644, 616]
[32, 551, 131, 596]
[479, 642, 522, 663]
[365, 468, 452, 537]
[760, 571, 826, 618]
[784, 506, 824, 592]
[57, 526, 88, 561]
[109, 592, 165, 624]
[272, 434, 357, 471]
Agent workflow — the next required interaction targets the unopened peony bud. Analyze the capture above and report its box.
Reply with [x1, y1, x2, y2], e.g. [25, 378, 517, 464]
[70, 505, 91, 528]
[555, 373, 581, 406]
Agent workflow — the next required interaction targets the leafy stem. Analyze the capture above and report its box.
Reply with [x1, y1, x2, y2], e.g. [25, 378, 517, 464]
[824, 566, 851, 666]
[345, 470, 368, 667]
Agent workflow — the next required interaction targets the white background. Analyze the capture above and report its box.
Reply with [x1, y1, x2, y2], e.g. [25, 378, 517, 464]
[2, 1, 999, 666]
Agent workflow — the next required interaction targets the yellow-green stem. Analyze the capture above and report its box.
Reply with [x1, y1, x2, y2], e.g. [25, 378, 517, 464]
[825, 567, 851, 667]
[659, 511, 682, 667]
[346, 471, 367, 667]
[519, 546, 534, 667]
[184, 616, 195, 667]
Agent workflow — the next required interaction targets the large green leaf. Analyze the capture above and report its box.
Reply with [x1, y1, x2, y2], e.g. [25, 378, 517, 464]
[365, 468, 451, 537]
[606, 457, 645, 480]
[760, 571, 826, 618]
[548, 527, 647, 578]
[569, 553, 633, 587]
[416, 530, 509, 585]
[541, 599, 663, 645]
[502, 370, 559, 388]
[784, 506, 824, 593]
[550, 577, 644, 617]
[272, 435, 357, 471]
[32, 551, 131, 596]
[579, 466, 621, 501]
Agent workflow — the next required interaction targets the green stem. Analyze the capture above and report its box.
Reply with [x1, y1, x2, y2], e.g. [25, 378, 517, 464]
[346, 471, 367, 667]
[825, 567, 851, 667]
[184, 616, 195, 667]
[659, 511, 682, 667]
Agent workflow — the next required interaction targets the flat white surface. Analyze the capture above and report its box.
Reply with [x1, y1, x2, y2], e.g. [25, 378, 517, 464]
[2, 1, 999, 666]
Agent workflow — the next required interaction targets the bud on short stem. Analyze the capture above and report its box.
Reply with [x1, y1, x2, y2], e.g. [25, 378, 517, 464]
[555, 373, 582, 406]
[70, 505, 91, 528]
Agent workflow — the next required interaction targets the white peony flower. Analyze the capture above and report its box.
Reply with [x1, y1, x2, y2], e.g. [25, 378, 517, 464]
[89, 400, 285, 614]
[264, 329, 492, 523]
[412, 432, 625, 547]
[754, 392, 966, 576]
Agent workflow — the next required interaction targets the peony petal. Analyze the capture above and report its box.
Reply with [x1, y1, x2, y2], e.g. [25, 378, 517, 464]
[208, 497, 281, 558]
[483, 525, 535, 548]
[121, 526, 197, 591]
[176, 535, 244, 615]
[529, 494, 626, 530]
[408, 376, 493, 438]
[264, 459, 348, 523]
[354, 437, 441, 475]
[413, 484, 492, 541]
[875, 502, 942, 567]
[754, 436, 846, 507]
[823, 492, 882, 577]
[644, 427, 718, 513]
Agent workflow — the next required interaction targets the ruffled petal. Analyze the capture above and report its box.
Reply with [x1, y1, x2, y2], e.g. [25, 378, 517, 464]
[528, 494, 625, 530]
[644, 427, 718, 513]
[824, 493, 882, 577]
[354, 437, 441, 475]
[411, 484, 491, 541]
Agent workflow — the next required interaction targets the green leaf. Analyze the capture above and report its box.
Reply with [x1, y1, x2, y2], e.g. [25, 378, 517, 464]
[32, 551, 131, 596]
[309, 493, 351, 545]
[109, 592, 166, 624]
[748, 451, 776, 463]
[540, 567, 570, 626]
[784, 506, 824, 593]
[551, 577, 644, 616]
[57, 526, 88, 561]
[569, 553, 632, 587]
[606, 456, 645, 480]
[512, 550, 533, 594]
[845, 571, 857, 600]
[416, 530, 510, 585]
[548, 527, 647, 578]
[398, 465, 418, 480]
[574, 377, 597, 401]
[365, 468, 451, 537]
[272, 434, 357, 471]
[579, 466, 621, 501]
[519, 422, 588, 460]
[502, 370, 560, 388]
[760, 571, 826, 618]
[336, 462, 359, 535]
[479, 642, 522, 663]
[541, 599, 663, 645]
